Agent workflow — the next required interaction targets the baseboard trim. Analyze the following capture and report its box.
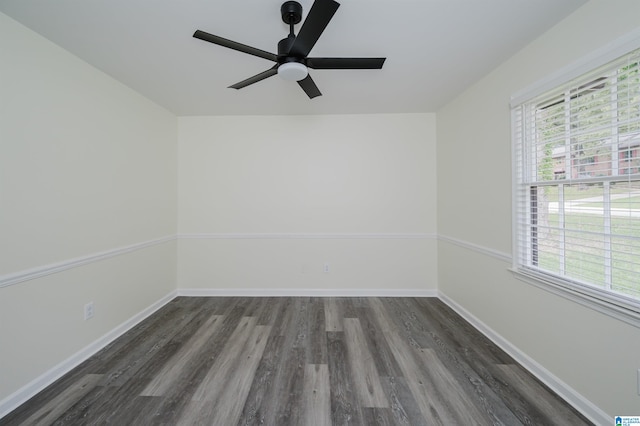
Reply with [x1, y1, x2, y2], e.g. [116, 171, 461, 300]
[438, 291, 610, 426]
[0, 235, 176, 289]
[177, 288, 438, 297]
[0, 290, 178, 420]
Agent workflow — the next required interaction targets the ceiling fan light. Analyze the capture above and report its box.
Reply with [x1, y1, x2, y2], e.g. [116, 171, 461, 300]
[278, 62, 308, 81]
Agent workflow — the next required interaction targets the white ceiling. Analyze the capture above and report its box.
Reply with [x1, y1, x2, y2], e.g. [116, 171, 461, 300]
[0, 0, 586, 116]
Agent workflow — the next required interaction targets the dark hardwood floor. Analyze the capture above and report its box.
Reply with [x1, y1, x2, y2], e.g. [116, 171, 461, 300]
[1, 297, 592, 425]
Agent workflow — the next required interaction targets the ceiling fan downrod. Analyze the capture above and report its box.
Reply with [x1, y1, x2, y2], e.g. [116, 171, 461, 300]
[278, 1, 304, 69]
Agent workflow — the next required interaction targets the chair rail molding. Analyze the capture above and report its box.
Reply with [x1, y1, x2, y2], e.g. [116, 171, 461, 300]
[177, 232, 437, 240]
[0, 235, 176, 289]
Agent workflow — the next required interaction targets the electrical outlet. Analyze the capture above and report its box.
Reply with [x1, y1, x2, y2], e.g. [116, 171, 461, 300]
[84, 302, 94, 320]
[323, 263, 330, 273]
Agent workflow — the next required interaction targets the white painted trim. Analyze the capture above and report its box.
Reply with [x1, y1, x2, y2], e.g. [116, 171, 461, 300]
[0, 235, 176, 289]
[510, 268, 640, 329]
[178, 232, 436, 240]
[511, 27, 640, 106]
[0, 233, 432, 289]
[0, 290, 178, 420]
[177, 287, 438, 298]
[511, 107, 521, 271]
[438, 291, 610, 426]
[437, 234, 512, 263]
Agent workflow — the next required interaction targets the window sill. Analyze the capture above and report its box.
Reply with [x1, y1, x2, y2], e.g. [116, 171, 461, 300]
[509, 268, 640, 329]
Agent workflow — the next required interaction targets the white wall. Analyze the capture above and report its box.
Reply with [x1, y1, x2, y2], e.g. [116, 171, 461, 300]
[177, 114, 437, 293]
[0, 12, 177, 405]
[5, 0, 638, 420]
[436, 0, 640, 420]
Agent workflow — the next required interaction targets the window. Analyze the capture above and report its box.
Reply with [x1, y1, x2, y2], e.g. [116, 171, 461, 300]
[512, 47, 640, 321]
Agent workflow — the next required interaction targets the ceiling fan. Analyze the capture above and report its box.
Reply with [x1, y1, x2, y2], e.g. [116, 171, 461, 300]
[193, 0, 386, 99]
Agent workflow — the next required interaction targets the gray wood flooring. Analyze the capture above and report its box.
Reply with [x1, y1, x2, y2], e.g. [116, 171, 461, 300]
[1, 297, 592, 425]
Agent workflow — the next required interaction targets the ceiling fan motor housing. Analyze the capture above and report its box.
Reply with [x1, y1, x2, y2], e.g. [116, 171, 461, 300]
[278, 35, 304, 64]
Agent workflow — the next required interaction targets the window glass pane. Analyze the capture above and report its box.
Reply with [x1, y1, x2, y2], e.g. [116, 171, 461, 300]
[618, 61, 640, 136]
[610, 180, 640, 298]
[535, 185, 561, 273]
[564, 183, 604, 231]
[571, 134, 612, 178]
[618, 133, 640, 174]
[564, 183, 605, 286]
[535, 100, 566, 181]
[565, 229, 606, 286]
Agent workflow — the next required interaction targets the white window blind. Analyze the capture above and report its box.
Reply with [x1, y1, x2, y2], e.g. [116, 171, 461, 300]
[512, 47, 640, 315]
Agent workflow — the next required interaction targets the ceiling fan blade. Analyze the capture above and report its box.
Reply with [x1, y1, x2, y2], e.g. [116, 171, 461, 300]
[306, 57, 386, 69]
[229, 65, 279, 89]
[289, 0, 340, 58]
[297, 74, 322, 99]
[193, 30, 277, 62]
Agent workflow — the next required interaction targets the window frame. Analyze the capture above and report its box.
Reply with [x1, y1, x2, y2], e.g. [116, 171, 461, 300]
[510, 30, 640, 328]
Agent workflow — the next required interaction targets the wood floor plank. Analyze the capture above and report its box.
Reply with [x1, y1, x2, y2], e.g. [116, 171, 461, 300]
[53, 384, 118, 424]
[362, 407, 397, 426]
[343, 318, 389, 408]
[354, 305, 403, 378]
[324, 297, 343, 332]
[417, 348, 490, 425]
[269, 346, 307, 425]
[380, 376, 427, 426]
[140, 314, 224, 396]
[240, 297, 309, 425]
[145, 300, 256, 423]
[291, 298, 311, 349]
[54, 377, 155, 424]
[382, 298, 512, 424]
[413, 297, 514, 363]
[327, 331, 364, 425]
[212, 324, 271, 424]
[272, 297, 297, 337]
[1, 297, 593, 426]
[367, 297, 397, 333]
[404, 298, 547, 424]
[383, 330, 454, 425]
[87, 302, 185, 374]
[256, 296, 285, 326]
[496, 364, 591, 426]
[238, 334, 286, 425]
[268, 298, 309, 425]
[306, 297, 328, 365]
[19, 374, 102, 426]
[98, 305, 202, 388]
[381, 301, 514, 426]
[302, 364, 331, 426]
[96, 386, 163, 425]
[181, 324, 272, 425]
[190, 316, 257, 402]
[379, 298, 433, 349]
